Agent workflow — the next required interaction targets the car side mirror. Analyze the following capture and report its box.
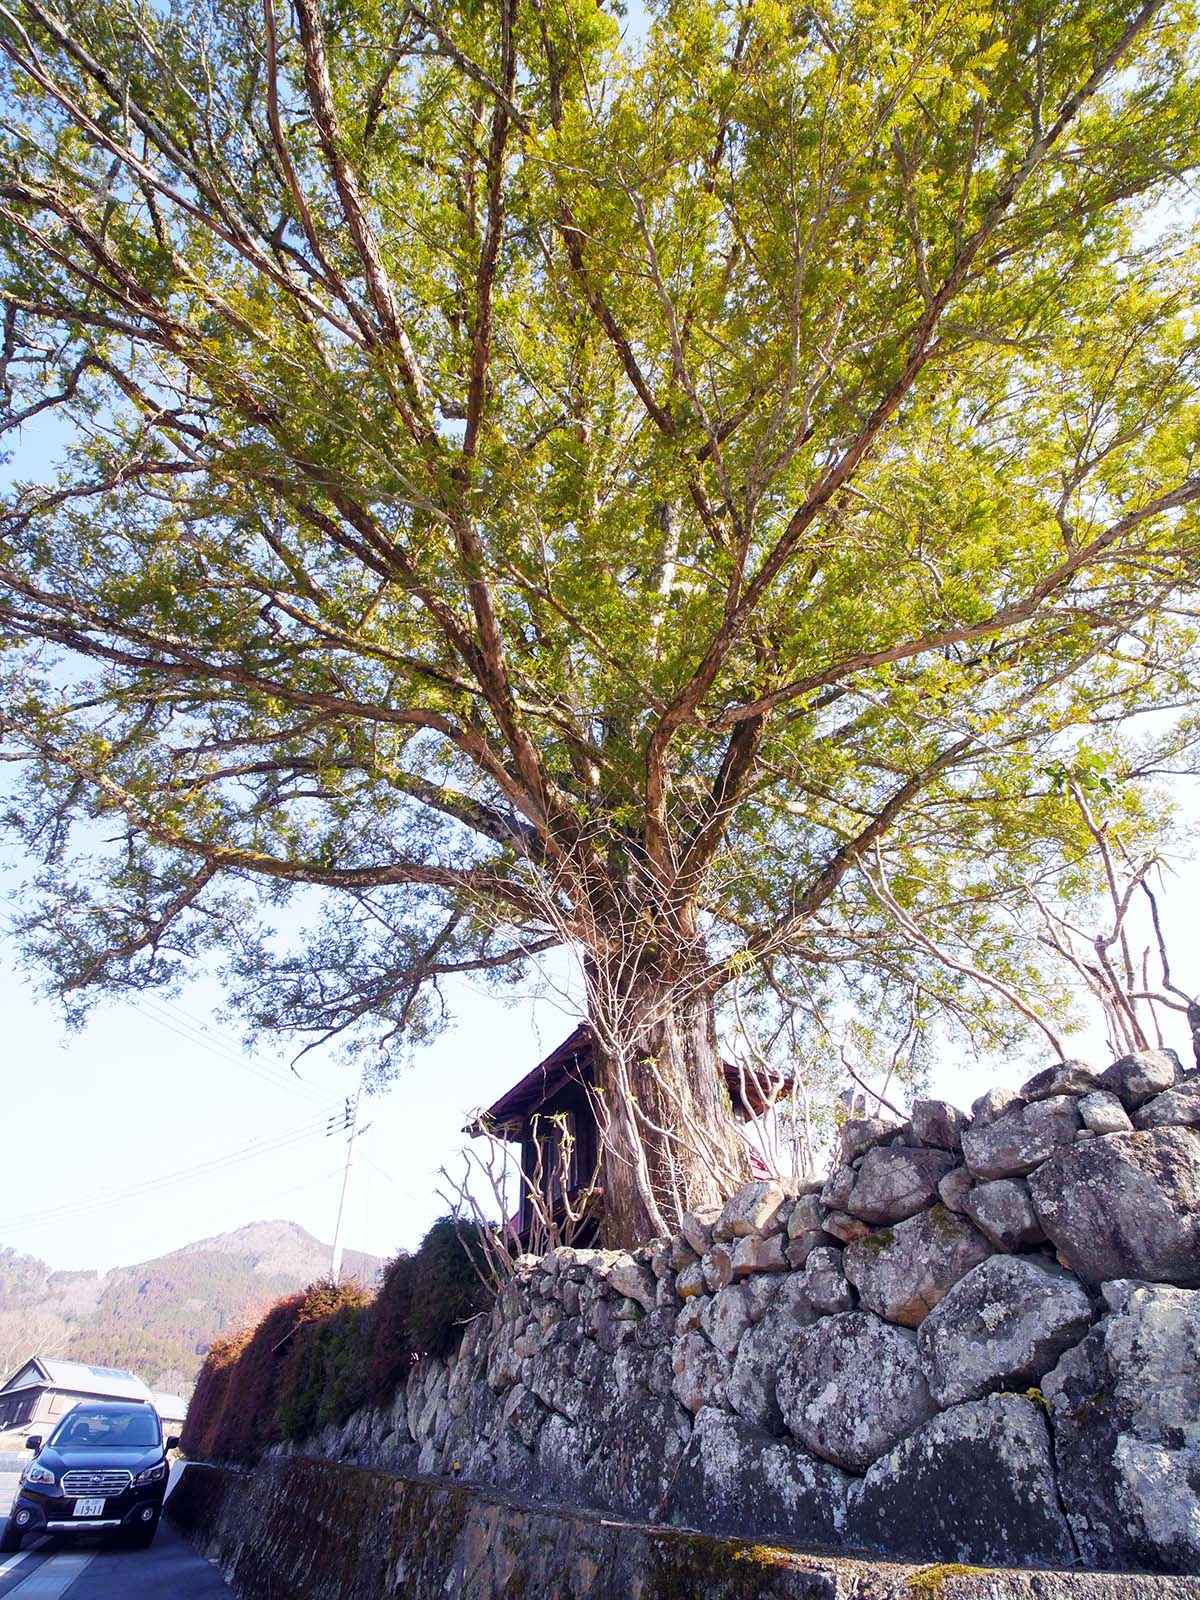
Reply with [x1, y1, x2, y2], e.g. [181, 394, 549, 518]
[165, 1436, 180, 1452]
[25, 1436, 41, 1453]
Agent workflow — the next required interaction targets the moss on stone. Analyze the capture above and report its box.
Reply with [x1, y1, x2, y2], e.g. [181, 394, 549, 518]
[860, 1227, 896, 1255]
[386, 1478, 470, 1597]
[644, 1531, 793, 1599]
[925, 1203, 962, 1239]
[907, 1562, 987, 1596]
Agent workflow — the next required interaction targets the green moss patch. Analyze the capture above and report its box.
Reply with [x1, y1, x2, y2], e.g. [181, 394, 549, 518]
[907, 1562, 988, 1596]
[644, 1532, 796, 1599]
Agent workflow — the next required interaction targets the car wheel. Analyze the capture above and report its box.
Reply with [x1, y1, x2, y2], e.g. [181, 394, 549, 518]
[0, 1519, 22, 1554]
[124, 1518, 158, 1550]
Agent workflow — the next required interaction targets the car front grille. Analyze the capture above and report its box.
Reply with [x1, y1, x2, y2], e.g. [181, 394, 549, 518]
[62, 1470, 132, 1495]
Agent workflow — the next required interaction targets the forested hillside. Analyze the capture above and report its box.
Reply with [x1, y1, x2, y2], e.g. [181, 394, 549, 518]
[0, 1224, 383, 1397]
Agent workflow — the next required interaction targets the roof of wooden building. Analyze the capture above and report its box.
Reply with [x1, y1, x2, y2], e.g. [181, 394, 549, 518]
[476, 1024, 791, 1137]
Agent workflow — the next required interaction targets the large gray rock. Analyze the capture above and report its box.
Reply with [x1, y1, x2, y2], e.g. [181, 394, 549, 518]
[802, 1246, 855, 1316]
[501, 1383, 550, 1451]
[1027, 1128, 1200, 1286]
[699, 1283, 754, 1357]
[821, 1164, 856, 1211]
[843, 1206, 991, 1328]
[970, 1085, 1022, 1126]
[843, 1393, 1076, 1567]
[526, 1341, 590, 1421]
[533, 1411, 592, 1504]
[839, 1116, 901, 1163]
[937, 1165, 974, 1214]
[917, 1255, 1094, 1408]
[1043, 1279, 1200, 1574]
[724, 1326, 786, 1436]
[961, 1094, 1082, 1179]
[666, 1233, 698, 1272]
[823, 1211, 872, 1245]
[729, 1312, 803, 1440]
[776, 1312, 936, 1472]
[911, 1098, 969, 1152]
[1080, 1089, 1134, 1134]
[604, 1257, 656, 1313]
[671, 1331, 729, 1415]
[702, 1243, 736, 1292]
[1020, 1059, 1100, 1101]
[1134, 1079, 1200, 1131]
[586, 1394, 692, 1518]
[680, 1206, 721, 1257]
[730, 1233, 788, 1277]
[669, 1408, 848, 1546]
[714, 1180, 791, 1241]
[961, 1177, 1045, 1251]
[1099, 1049, 1181, 1109]
[785, 1229, 825, 1269]
[845, 1146, 958, 1223]
[787, 1193, 824, 1237]
[675, 1262, 706, 1299]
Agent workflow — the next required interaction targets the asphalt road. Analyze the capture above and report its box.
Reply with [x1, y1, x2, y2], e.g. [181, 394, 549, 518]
[0, 1467, 235, 1599]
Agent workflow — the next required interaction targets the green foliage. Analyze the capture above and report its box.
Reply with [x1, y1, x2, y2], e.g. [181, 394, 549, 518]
[907, 1565, 987, 1597]
[274, 1282, 372, 1440]
[406, 1220, 493, 1360]
[365, 1253, 417, 1405]
[185, 1220, 495, 1459]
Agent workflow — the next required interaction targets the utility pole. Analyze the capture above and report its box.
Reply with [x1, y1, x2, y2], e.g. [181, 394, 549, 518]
[328, 1079, 366, 1282]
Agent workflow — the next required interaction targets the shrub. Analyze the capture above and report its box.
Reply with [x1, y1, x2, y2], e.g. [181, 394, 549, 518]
[316, 1296, 371, 1429]
[275, 1280, 371, 1441]
[184, 1219, 497, 1461]
[204, 1293, 306, 1462]
[406, 1218, 493, 1359]
[179, 1326, 250, 1460]
[366, 1252, 416, 1404]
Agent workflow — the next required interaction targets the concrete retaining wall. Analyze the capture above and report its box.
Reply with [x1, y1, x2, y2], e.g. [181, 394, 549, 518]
[167, 1457, 1200, 1600]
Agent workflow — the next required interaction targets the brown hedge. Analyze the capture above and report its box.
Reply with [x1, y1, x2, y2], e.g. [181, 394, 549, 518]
[182, 1218, 493, 1462]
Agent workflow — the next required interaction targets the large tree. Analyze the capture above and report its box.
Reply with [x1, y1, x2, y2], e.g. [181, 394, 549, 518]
[0, 0, 1197, 1243]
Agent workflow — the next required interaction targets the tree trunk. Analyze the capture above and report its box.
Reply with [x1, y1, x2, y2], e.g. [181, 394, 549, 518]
[589, 982, 750, 1248]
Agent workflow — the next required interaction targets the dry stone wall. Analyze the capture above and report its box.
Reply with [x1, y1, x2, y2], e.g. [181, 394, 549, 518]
[302, 1050, 1200, 1576]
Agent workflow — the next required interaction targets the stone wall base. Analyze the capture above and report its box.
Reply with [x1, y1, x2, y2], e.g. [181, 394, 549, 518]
[167, 1457, 1200, 1600]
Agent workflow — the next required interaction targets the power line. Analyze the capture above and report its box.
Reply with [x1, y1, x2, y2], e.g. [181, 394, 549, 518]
[0, 886, 339, 1111]
[0, 1117, 330, 1233]
[132, 995, 334, 1108]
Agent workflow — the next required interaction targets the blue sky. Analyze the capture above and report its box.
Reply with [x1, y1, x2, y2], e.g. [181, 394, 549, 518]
[0, 912, 584, 1271]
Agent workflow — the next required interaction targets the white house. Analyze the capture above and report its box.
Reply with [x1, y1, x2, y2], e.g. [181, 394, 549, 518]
[0, 1358, 185, 1437]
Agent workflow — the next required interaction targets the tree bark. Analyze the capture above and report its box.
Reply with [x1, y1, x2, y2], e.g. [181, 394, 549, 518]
[589, 981, 750, 1248]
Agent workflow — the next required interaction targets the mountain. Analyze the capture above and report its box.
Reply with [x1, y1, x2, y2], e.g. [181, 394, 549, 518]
[0, 1224, 384, 1399]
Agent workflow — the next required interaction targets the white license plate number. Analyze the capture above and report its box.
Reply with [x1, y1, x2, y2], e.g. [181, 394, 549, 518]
[73, 1499, 105, 1517]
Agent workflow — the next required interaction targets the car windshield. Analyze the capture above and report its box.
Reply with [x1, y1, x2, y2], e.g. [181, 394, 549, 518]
[53, 1409, 160, 1449]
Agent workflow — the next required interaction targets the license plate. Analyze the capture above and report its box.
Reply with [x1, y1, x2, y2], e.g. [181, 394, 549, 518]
[73, 1499, 105, 1517]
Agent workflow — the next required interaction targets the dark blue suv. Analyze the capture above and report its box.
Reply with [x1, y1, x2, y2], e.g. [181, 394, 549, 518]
[1, 1400, 179, 1552]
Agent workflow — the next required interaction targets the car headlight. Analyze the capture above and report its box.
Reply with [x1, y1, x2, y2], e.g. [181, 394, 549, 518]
[134, 1462, 168, 1486]
[22, 1462, 55, 1487]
